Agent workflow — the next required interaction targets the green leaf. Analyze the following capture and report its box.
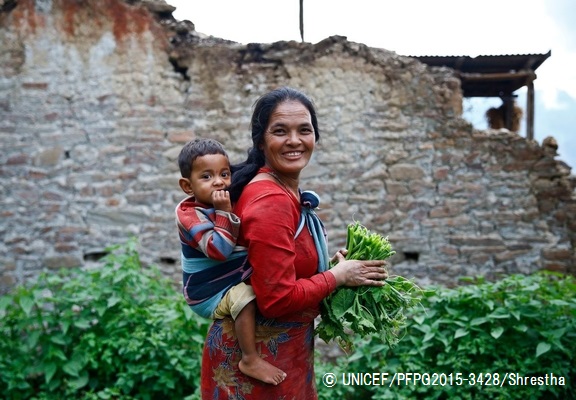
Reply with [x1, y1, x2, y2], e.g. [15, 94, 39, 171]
[19, 294, 35, 316]
[444, 307, 460, 317]
[523, 283, 539, 291]
[0, 295, 12, 314]
[549, 299, 571, 306]
[48, 378, 61, 392]
[26, 330, 41, 349]
[488, 309, 510, 319]
[61, 319, 71, 334]
[423, 331, 435, 342]
[330, 289, 356, 320]
[484, 299, 495, 311]
[44, 363, 57, 384]
[95, 303, 108, 317]
[546, 328, 566, 339]
[48, 347, 67, 361]
[510, 309, 521, 320]
[107, 295, 122, 308]
[470, 317, 488, 326]
[73, 319, 92, 329]
[454, 328, 468, 339]
[63, 359, 82, 377]
[490, 327, 504, 339]
[50, 334, 67, 345]
[68, 371, 89, 389]
[536, 342, 551, 358]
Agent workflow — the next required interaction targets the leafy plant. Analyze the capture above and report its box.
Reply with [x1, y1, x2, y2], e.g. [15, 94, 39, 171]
[0, 239, 211, 399]
[316, 222, 424, 350]
[316, 271, 576, 400]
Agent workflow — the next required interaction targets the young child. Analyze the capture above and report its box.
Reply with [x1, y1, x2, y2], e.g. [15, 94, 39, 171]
[176, 138, 286, 385]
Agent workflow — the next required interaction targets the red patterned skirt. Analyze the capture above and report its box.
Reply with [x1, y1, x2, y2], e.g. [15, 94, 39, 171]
[201, 316, 318, 399]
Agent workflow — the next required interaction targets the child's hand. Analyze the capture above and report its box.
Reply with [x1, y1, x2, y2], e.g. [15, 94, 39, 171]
[212, 190, 232, 213]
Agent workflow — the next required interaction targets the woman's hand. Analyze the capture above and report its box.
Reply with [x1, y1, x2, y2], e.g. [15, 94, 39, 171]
[328, 251, 388, 287]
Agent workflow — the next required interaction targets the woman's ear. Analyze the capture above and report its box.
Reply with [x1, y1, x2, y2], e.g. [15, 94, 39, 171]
[179, 178, 193, 195]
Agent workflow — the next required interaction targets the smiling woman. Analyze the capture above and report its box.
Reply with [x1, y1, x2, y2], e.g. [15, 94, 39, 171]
[198, 87, 390, 399]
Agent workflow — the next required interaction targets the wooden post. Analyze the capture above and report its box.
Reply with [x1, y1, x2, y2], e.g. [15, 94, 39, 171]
[503, 96, 513, 131]
[299, 0, 304, 42]
[526, 78, 535, 140]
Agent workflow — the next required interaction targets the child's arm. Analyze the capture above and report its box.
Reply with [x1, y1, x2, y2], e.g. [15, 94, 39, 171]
[204, 189, 240, 259]
[176, 192, 240, 261]
[198, 208, 240, 260]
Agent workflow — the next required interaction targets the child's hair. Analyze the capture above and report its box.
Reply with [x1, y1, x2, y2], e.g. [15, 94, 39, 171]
[178, 138, 229, 178]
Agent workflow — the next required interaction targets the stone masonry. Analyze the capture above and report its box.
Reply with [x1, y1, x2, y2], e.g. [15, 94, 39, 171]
[1, 0, 574, 293]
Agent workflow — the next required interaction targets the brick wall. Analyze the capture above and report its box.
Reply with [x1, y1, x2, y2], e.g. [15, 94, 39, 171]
[1, 0, 574, 292]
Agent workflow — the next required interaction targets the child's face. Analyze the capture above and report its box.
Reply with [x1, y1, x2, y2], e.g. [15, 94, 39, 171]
[183, 154, 231, 205]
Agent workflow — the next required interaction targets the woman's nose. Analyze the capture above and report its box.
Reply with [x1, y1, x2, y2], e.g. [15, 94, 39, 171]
[286, 131, 302, 144]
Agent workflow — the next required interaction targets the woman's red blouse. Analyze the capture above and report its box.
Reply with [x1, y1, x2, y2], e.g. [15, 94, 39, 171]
[234, 179, 337, 322]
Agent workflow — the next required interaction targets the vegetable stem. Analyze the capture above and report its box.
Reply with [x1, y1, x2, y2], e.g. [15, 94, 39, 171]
[316, 222, 424, 350]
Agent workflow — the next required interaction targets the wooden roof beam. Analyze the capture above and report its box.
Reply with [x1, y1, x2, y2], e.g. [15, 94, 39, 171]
[459, 70, 537, 81]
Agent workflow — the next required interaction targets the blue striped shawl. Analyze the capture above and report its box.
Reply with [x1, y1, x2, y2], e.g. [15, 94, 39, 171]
[181, 190, 329, 319]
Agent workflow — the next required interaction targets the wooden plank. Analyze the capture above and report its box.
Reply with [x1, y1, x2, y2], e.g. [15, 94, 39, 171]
[459, 71, 536, 81]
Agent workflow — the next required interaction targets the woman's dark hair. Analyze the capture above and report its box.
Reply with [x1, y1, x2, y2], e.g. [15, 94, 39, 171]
[228, 87, 320, 202]
[177, 138, 228, 178]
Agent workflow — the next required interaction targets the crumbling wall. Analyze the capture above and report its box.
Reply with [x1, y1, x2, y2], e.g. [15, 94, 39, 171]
[1, 0, 574, 292]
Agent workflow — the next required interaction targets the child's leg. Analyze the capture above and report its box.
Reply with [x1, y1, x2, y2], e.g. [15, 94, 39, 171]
[235, 300, 287, 385]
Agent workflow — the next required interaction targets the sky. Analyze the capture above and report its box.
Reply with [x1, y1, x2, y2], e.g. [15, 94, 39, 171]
[168, 0, 575, 171]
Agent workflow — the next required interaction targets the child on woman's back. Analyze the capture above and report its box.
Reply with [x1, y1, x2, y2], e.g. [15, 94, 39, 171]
[176, 138, 286, 385]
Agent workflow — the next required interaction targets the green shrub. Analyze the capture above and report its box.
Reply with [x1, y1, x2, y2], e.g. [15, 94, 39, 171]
[316, 272, 576, 400]
[4, 243, 574, 400]
[0, 239, 210, 399]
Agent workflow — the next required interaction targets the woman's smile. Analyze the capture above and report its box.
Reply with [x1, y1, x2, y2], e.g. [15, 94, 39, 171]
[283, 151, 304, 158]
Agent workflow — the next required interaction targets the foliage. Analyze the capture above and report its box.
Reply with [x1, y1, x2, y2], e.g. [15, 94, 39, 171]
[316, 271, 576, 400]
[3, 241, 574, 400]
[0, 239, 211, 400]
[317, 222, 424, 351]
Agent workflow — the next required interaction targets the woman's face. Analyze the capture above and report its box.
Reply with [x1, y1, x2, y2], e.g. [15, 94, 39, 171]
[261, 100, 316, 180]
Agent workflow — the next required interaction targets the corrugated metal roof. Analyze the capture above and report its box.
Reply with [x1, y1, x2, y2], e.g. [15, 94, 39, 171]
[407, 51, 551, 97]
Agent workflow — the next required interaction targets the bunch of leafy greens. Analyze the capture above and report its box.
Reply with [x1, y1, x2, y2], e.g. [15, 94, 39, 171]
[316, 222, 424, 351]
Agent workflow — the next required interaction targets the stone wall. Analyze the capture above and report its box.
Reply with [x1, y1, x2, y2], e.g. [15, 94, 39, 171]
[1, 0, 574, 293]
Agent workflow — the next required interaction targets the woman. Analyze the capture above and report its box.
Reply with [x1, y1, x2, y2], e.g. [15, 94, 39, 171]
[200, 87, 388, 399]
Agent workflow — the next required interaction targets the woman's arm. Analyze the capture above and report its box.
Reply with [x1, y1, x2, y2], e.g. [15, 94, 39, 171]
[238, 182, 387, 319]
[239, 186, 336, 318]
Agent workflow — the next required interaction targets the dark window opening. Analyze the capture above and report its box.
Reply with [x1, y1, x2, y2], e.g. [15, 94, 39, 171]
[160, 257, 177, 265]
[169, 57, 189, 81]
[403, 252, 419, 262]
[83, 251, 108, 262]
